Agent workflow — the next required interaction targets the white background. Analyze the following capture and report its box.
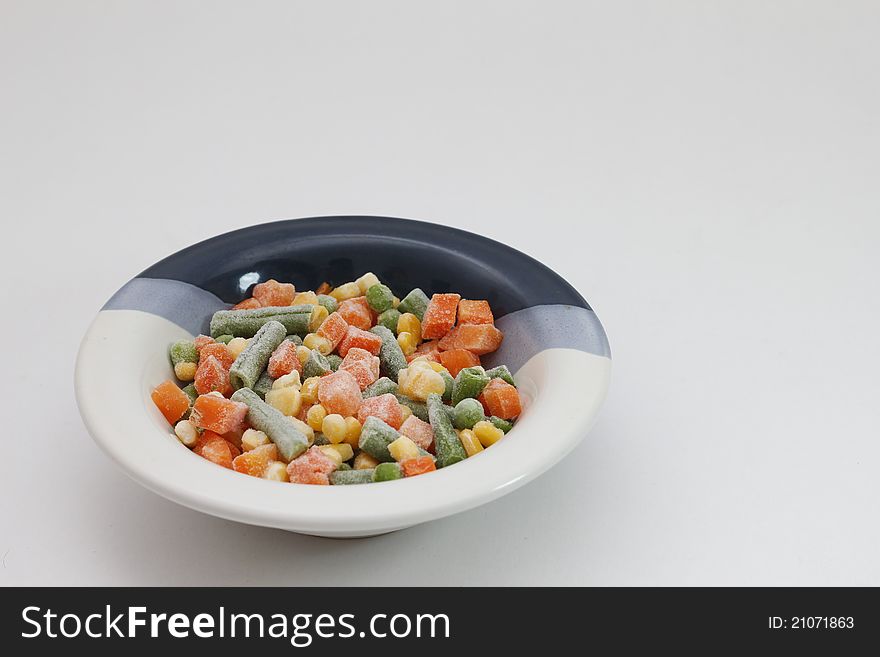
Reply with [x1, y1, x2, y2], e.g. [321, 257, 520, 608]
[1, 1, 878, 585]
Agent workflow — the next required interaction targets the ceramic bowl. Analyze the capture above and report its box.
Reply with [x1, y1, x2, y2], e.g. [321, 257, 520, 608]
[75, 216, 610, 537]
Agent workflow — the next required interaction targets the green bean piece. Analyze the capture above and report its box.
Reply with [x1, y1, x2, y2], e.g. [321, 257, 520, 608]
[363, 377, 399, 398]
[169, 340, 198, 366]
[377, 308, 401, 332]
[285, 334, 303, 346]
[252, 371, 275, 399]
[313, 432, 331, 446]
[396, 288, 430, 320]
[303, 349, 331, 379]
[489, 416, 514, 433]
[330, 468, 374, 485]
[337, 462, 352, 471]
[427, 393, 467, 468]
[365, 283, 394, 313]
[451, 366, 490, 405]
[316, 294, 338, 315]
[181, 383, 198, 404]
[209, 305, 313, 338]
[373, 462, 403, 482]
[370, 325, 408, 382]
[230, 388, 309, 462]
[395, 394, 429, 422]
[439, 370, 454, 402]
[358, 416, 400, 462]
[326, 354, 342, 371]
[229, 320, 287, 390]
[453, 398, 486, 430]
[213, 334, 234, 345]
[485, 365, 516, 386]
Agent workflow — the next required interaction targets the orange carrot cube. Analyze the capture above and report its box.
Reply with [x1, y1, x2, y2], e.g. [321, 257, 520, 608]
[438, 348, 481, 377]
[151, 380, 191, 425]
[194, 355, 232, 396]
[399, 415, 434, 452]
[200, 342, 234, 370]
[232, 443, 279, 477]
[200, 439, 234, 469]
[340, 348, 380, 390]
[190, 393, 249, 434]
[481, 378, 522, 419]
[401, 456, 437, 477]
[193, 335, 215, 352]
[268, 340, 302, 378]
[194, 431, 235, 469]
[357, 393, 404, 429]
[337, 296, 375, 330]
[421, 293, 461, 339]
[193, 430, 222, 454]
[252, 279, 295, 306]
[316, 311, 350, 349]
[457, 299, 494, 325]
[439, 324, 503, 355]
[286, 446, 337, 485]
[317, 369, 363, 416]
[337, 326, 382, 358]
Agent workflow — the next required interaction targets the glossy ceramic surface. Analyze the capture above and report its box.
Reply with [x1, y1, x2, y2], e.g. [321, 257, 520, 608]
[75, 216, 611, 537]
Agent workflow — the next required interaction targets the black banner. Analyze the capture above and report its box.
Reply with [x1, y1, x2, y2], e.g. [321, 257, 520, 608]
[0, 588, 874, 653]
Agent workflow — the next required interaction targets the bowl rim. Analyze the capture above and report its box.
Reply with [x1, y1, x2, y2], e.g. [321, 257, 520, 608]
[75, 216, 612, 535]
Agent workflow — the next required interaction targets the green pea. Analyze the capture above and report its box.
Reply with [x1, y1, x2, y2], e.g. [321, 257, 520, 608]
[366, 284, 395, 313]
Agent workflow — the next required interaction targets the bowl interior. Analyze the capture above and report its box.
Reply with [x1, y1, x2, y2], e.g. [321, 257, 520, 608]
[135, 216, 591, 331]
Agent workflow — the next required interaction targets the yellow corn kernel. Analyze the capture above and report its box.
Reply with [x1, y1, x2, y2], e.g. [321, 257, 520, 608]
[266, 386, 302, 416]
[397, 331, 418, 357]
[174, 361, 197, 381]
[458, 429, 484, 457]
[329, 281, 361, 301]
[296, 345, 311, 366]
[293, 291, 319, 305]
[398, 366, 446, 402]
[174, 419, 198, 447]
[399, 404, 412, 421]
[226, 337, 248, 359]
[262, 461, 289, 482]
[308, 305, 329, 332]
[241, 428, 270, 451]
[397, 313, 421, 339]
[473, 420, 504, 447]
[273, 371, 301, 390]
[321, 413, 348, 444]
[320, 443, 354, 463]
[307, 404, 327, 431]
[388, 435, 420, 462]
[317, 445, 343, 466]
[343, 417, 362, 446]
[300, 376, 321, 403]
[354, 452, 379, 470]
[356, 272, 380, 294]
[303, 332, 332, 355]
[288, 416, 315, 444]
[427, 361, 448, 373]
[392, 296, 400, 308]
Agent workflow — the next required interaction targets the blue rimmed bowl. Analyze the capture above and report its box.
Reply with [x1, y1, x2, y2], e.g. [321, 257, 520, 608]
[75, 216, 611, 537]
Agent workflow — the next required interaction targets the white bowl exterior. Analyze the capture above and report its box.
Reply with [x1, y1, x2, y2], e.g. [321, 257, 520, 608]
[76, 309, 610, 537]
